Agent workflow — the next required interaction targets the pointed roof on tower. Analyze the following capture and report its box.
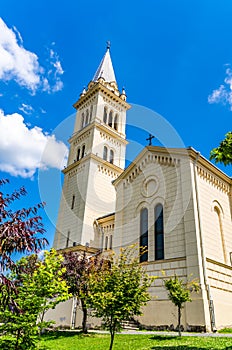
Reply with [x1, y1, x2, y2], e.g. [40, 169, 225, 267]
[92, 42, 117, 83]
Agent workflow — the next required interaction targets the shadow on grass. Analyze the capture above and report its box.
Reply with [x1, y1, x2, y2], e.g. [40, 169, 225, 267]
[41, 330, 92, 340]
[150, 335, 179, 341]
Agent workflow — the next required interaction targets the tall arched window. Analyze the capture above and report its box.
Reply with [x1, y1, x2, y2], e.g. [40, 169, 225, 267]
[90, 105, 93, 121]
[109, 235, 113, 250]
[81, 144, 85, 158]
[155, 204, 164, 260]
[108, 110, 113, 127]
[77, 148, 81, 161]
[103, 146, 108, 161]
[85, 109, 89, 125]
[103, 107, 108, 124]
[109, 150, 114, 164]
[114, 114, 118, 131]
[214, 206, 227, 264]
[140, 208, 148, 262]
[105, 236, 108, 250]
[81, 113, 85, 128]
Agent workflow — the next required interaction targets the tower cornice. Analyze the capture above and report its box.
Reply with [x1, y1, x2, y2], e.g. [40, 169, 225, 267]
[69, 120, 128, 145]
[63, 152, 124, 175]
[73, 82, 131, 110]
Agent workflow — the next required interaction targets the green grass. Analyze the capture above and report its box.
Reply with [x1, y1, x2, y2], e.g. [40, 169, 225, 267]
[219, 328, 232, 334]
[37, 331, 232, 350]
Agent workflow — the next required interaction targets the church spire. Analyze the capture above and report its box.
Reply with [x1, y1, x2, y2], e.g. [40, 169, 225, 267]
[92, 42, 117, 83]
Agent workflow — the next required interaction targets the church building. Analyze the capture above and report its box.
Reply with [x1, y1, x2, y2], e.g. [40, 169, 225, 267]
[51, 45, 232, 332]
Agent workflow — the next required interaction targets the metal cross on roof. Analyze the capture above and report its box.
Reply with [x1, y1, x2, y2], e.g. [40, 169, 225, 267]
[106, 40, 111, 49]
[146, 133, 155, 146]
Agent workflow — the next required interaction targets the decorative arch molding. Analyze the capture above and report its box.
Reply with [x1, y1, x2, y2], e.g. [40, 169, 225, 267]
[99, 131, 120, 147]
[151, 196, 166, 209]
[212, 200, 227, 264]
[73, 131, 91, 146]
[134, 201, 149, 218]
[211, 200, 224, 218]
[102, 96, 123, 112]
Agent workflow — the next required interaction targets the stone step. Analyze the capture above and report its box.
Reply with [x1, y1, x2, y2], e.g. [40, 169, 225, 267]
[122, 319, 140, 330]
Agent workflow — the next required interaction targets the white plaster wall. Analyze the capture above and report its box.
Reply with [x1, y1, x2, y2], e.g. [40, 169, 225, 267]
[197, 172, 232, 265]
[44, 299, 73, 328]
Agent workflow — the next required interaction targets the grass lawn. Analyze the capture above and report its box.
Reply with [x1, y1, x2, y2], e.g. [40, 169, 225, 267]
[219, 329, 232, 334]
[37, 331, 232, 350]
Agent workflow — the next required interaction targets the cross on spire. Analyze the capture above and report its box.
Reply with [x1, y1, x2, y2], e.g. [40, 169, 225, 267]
[146, 133, 155, 146]
[106, 40, 111, 50]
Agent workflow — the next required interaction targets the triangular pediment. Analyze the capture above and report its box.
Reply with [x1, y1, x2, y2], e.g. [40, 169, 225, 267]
[113, 146, 188, 187]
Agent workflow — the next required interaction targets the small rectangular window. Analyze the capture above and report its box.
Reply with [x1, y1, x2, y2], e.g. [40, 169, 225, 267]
[66, 231, 70, 248]
[71, 195, 75, 209]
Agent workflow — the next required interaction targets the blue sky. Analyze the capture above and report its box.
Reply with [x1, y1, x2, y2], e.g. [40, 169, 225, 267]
[1, 1, 231, 248]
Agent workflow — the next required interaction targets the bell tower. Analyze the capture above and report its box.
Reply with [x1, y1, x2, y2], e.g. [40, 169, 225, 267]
[53, 45, 130, 250]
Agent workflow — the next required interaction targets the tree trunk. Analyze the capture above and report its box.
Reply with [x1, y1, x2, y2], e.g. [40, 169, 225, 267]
[109, 323, 116, 350]
[15, 329, 20, 350]
[178, 306, 181, 337]
[81, 298, 88, 333]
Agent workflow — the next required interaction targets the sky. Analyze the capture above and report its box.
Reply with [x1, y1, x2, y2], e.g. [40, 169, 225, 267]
[1, 0, 232, 249]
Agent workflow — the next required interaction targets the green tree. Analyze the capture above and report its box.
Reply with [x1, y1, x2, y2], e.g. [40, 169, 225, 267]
[62, 251, 105, 333]
[88, 246, 154, 350]
[164, 275, 199, 336]
[210, 131, 232, 165]
[0, 249, 70, 350]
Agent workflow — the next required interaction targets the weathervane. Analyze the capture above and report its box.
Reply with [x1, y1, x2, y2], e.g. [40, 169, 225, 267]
[146, 133, 155, 146]
[106, 40, 111, 49]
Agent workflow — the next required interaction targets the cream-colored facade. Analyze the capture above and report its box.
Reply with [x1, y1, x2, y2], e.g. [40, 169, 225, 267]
[51, 47, 232, 331]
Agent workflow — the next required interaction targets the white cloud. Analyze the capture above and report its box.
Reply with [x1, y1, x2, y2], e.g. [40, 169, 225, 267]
[0, 18, 41, 92]
[0, 18, 64, 94]
[42, 48, 64, 93]
[40, 108, 46, 114]
[19, 103, 34, 115]
[208, 67, 232, 110]
[0, 110, 68, 178]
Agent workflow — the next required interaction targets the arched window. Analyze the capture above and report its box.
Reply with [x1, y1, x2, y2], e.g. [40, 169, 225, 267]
[90, 105, 93, 121]
[140, 208, 148, 262]
[155, 204, 164, 260]
[81, 144, 85, 158]
[103, 107, 108, 124]
[81, 113, 85, 128]
[77, 148, 81, 161]
[85, 109, 89, 125]
[109, 150, 114, 164]
[105, 236, 108, 250]
[214, 206, 227, 263]
[109, 235, 113, 250]
[103, 146, 108, 161]
[108, 110, 113, 127]
[114, 114, 118, 131]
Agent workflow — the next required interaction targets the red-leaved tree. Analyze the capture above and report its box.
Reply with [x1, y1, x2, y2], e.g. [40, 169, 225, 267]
[0, 179, 48, 307]
[62, 251, 106, 333]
